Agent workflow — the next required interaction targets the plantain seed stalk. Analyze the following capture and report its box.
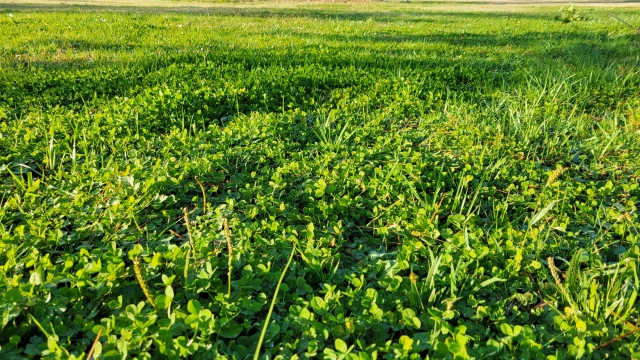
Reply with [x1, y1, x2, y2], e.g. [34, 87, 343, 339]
[133, 257, 156, 308]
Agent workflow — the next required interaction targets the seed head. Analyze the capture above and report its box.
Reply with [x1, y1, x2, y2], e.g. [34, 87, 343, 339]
[133, 257, 156, 308]
[409, 272, 418, 284]
[546, 167, 564, 187]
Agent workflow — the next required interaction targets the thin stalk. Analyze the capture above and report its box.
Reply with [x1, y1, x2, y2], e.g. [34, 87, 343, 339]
[595, 327, 640, 350]
[608, 13, 640, 33]
[184, 209, 195, 253]
[224, 218, 232, 297]
[253, 243, 296, 360]
[86, 329, 102, 360]
[194, 176, 207, 214]
[184, 247, 191, 283]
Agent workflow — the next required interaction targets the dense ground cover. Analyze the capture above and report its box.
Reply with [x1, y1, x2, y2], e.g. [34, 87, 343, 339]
[1, 2, 640, 359]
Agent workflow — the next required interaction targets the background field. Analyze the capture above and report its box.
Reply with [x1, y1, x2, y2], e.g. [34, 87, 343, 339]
[3, 0, 640, 13]
[1, 1, 639, 359]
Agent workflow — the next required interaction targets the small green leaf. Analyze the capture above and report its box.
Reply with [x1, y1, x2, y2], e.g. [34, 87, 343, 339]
[399, 335, 413, 350]
[165, 285, 174, 299]
[155, 295, 170, 310]
[335, 338, 348, 353]
[530, 201, 556, 227]
[128, 244, 143, 259]
[220, 322, 243, 338]
[10, 335, 21, 345]
[188, 300, 201, 315]
[500, 323, 513, 336]
[5, 287, 22, 303]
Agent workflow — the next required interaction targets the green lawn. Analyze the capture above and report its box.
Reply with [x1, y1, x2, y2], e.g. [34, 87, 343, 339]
[1, 2, 639, 359]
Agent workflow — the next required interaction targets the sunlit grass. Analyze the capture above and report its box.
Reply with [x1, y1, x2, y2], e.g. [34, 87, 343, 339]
[0, 2, 639, 358]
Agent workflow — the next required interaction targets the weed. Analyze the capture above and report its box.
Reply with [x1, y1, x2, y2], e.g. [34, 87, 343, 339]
[133, 257, 156, 309]
[557, 3, 581, 23]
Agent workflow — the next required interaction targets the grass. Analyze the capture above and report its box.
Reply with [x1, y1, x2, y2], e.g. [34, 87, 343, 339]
[0, 1, 639, 359]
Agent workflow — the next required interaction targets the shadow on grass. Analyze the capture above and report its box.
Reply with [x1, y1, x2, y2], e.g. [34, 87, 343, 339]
[2, 28, 638, 119]
[5, 24, 638, 71]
